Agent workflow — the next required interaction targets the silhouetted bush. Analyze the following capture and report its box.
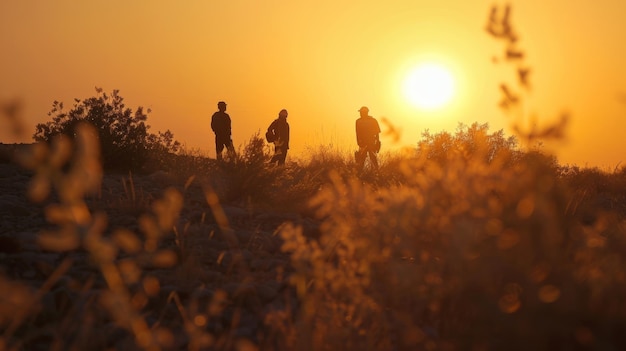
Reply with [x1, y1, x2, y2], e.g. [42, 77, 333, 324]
[417, 122, 520, 166]
[33, 88, 180, 171]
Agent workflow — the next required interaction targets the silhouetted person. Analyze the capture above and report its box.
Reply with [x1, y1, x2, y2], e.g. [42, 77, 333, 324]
[267, 109, 290, 165]
[211, 101, 236, 161]
[355, 106, 381, 171]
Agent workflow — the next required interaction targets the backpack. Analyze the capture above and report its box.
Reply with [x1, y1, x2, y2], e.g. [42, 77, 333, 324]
[265, 129, 276, 143]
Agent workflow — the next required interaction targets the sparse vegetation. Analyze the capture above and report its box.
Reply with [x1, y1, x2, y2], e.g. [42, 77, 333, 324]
[5, 121, 624, 350]
[1, 4, 625, 351]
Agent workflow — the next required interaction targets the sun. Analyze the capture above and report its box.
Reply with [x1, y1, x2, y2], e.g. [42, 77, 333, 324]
[403, 62, 456, 110]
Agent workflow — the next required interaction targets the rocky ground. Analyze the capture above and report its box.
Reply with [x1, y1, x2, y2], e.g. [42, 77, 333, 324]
[0, 147, 320, 350]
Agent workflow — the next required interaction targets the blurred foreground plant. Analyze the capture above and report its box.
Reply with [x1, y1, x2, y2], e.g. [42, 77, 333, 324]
[2, 123, 187, 350]
[487, 3, 569, 149]
[278, 140, 626, 350]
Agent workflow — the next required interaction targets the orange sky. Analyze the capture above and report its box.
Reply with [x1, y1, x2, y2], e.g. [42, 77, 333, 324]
[1, 0, 625, 168]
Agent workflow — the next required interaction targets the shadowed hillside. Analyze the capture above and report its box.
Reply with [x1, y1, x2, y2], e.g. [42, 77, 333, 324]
[1, 122, 625, 350]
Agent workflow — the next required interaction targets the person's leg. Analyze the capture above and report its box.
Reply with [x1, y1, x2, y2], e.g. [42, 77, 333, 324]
[369, 150, 379, 169]
[354, 147, 367, 172]
[355, 149, 366, 171]
[278, 147, 288, 165]
[226, 139, 236, 158]
[215, 136, 224, 161]
[269, 145, 280, 164]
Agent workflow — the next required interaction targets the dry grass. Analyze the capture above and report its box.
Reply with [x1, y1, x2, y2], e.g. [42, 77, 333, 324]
[2, 122, 624, 350]
[2, 4, 626, 350]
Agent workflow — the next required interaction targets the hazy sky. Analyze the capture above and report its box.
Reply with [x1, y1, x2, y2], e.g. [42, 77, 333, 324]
[1, 0, 625, 168]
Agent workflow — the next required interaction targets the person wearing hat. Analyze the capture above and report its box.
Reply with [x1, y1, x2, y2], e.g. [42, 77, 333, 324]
[267, 109, 290, 165]
[355, 106, 381, 171]
[211, 101, 236, 161]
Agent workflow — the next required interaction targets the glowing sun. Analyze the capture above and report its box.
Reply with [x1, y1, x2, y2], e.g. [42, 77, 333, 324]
[403, 63, 456, 110]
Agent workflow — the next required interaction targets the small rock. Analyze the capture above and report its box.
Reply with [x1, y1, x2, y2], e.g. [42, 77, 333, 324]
[256, 281, 282, 302]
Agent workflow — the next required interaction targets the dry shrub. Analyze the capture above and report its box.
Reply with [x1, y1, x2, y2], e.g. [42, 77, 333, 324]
[277, 137, 626, 350]
[33, 88, 180, 171]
